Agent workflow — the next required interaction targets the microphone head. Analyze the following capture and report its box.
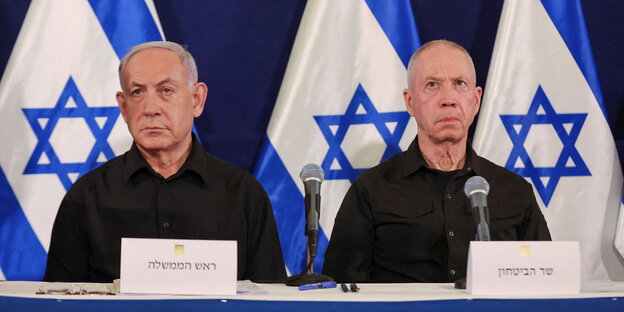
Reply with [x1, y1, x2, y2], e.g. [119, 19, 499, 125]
[300, 163, 324, 183]
[464, 176, 490, 197]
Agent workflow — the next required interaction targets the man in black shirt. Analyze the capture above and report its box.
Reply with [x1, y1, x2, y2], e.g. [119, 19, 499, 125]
[44, 41, 286, 282]
[323, 40, 551, 283]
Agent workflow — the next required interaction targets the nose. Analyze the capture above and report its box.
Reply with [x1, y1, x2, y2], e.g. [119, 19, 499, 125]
[441, 101, 456, 108]
[439, 84, 457, 108]
[143, 92, 161, 116]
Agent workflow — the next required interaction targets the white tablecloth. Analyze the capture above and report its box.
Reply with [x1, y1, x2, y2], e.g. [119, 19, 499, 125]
[1, 280, 623, 301]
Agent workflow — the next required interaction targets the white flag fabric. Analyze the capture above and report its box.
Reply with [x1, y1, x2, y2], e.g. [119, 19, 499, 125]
[0, 0, 163, 280]
[473, 0, 624, 284]
[253, 0, 420, 274]
[616, 196, 624, 258]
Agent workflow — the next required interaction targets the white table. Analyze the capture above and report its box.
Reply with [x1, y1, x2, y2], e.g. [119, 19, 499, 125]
[1, 281, 623, 311]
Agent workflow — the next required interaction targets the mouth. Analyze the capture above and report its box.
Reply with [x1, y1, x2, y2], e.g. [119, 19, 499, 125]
[141, 126, 166, 132]
[437, 116, 460, 123]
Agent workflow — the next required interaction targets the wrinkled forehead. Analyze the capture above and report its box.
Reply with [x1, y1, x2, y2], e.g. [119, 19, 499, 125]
[122, 48, 188, 85]
[124, 48, 184, 72]
[412, 44, 476, 82]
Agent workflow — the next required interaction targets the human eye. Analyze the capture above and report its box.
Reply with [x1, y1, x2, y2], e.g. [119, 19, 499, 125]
[161, 87, 174, 95]
[131, 89, 142, 96]
[426, 81, 437, 88]
[455, 80, 469, 91]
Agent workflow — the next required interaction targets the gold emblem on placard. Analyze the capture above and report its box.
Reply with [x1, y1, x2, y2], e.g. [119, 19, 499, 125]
[520, 245, 531, 257]
[174, 244, 184, 255]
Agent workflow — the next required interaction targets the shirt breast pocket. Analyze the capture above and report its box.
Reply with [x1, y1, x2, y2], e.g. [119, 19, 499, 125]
[488, 198, 524, 240]
[371, 200, 435, 221]
[370, 199, 442, 259]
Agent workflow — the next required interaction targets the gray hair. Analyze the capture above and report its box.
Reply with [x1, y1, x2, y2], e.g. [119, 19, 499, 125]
[406, 39, 476, 89]
[118, 41, 198, 90]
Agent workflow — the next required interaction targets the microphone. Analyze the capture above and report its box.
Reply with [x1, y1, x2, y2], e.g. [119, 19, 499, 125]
[464, 176, 491, 241]
[283, 164, 333, 286]
[300, 164, 323, 257]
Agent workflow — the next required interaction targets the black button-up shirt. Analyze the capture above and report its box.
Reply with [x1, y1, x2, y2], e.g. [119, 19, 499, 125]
[45, 135, 286, 282]
[323, 137, 551, 283]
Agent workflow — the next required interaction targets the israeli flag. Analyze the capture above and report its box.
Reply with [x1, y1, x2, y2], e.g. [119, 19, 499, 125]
[0, 0, 163, 280]
[254, 0, 420, 275]
[473, 0, 624, 285]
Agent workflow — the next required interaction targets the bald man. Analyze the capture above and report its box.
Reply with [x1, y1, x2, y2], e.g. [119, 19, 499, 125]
[323, 40, 550, 283]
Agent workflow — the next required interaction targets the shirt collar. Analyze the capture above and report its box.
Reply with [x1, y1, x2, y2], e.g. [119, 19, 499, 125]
[123, 133, 208, 184]
[401, 137, 428, 178]
[401, 136, 481, 178]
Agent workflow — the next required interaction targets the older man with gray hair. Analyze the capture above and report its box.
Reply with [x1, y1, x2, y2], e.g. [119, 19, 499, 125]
[45, 41, 285, 283]
[323, 40, 551, 283]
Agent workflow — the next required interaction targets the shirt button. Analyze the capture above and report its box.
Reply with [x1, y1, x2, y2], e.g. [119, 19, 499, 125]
[446, 193, 452, 199]
[448, 231, 455, 237]
[162, 221, 170, 228]
[467, 167, 472, 172]
[450, 269, 456, 275]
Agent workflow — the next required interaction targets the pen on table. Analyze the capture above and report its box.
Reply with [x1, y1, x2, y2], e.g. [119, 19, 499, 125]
[350, 283, 359, 292]
[340, 283, 349, 292]
[340, 283, 359, 292]
[298, 281, 337, 291]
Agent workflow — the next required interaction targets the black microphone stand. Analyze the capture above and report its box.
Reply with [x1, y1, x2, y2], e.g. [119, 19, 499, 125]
[284, 231, 333, 286]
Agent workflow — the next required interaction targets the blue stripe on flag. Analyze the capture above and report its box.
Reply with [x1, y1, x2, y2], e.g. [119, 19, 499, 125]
[365, 0, 421, 67]
[541, 0, 607, 120]
[0, 166, 47, 280]
[254, 139, 329, 274]
[88, 0, 163, 59]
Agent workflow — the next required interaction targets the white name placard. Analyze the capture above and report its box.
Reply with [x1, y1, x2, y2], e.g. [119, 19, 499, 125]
[120, 238, 237, 295]
[466, 241, 580, 295]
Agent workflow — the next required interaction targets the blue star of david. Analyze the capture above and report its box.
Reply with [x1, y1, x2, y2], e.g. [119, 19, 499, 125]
[22, 76, 120, 191]
[314, 84, 410, 182]
[500, 85, 590, 206]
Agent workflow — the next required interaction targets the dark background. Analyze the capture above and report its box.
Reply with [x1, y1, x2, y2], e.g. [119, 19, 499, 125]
[1, 0, 623, 172]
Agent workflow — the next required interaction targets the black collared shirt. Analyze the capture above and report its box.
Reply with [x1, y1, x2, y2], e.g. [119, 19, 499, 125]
[44, 135, 286, 282]
[323, 137, 551, 283]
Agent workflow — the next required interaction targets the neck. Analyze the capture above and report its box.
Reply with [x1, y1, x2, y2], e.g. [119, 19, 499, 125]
[418, 135, 467, 171]
[137, 136, 193, 179]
